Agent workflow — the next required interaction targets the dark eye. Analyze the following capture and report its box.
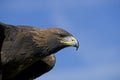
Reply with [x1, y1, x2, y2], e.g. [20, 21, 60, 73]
[59, 34, 66, 37]
[53, 32, 67, 37]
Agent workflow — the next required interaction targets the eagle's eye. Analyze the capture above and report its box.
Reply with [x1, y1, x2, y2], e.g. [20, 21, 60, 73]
[58, 34, 67, 37]
[59, 34, 64, 37]
[53, 32, 67, 38]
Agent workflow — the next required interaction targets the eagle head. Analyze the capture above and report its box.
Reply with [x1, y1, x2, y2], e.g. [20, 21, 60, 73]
[32, 28, 79, 56]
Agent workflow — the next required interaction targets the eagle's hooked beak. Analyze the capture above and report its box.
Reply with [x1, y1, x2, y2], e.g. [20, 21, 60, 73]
[61, 36, 79, 50]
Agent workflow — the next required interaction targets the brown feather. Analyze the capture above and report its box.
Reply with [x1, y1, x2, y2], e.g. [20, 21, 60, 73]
[1, 23, 75, 80]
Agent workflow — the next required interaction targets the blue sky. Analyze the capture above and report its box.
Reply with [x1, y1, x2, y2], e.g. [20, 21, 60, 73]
[0, 0, 120, 80]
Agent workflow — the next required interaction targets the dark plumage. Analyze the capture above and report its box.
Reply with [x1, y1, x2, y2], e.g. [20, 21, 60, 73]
[0, 22, 79, 80]
[0, 23, 5, 80]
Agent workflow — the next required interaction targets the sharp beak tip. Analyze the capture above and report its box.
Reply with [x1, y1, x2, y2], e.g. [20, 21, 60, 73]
[74, 41, 79, 51]
[76, 46, 79, 51]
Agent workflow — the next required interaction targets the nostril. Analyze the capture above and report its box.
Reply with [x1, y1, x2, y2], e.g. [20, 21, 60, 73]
[72, 39, 74, 41]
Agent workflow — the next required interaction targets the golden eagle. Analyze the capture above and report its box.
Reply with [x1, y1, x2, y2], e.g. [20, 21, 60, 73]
[0, 22, 79, 80]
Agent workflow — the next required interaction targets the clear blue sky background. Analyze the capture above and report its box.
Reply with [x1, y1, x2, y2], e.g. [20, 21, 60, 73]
[0, 0, 120, 80]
